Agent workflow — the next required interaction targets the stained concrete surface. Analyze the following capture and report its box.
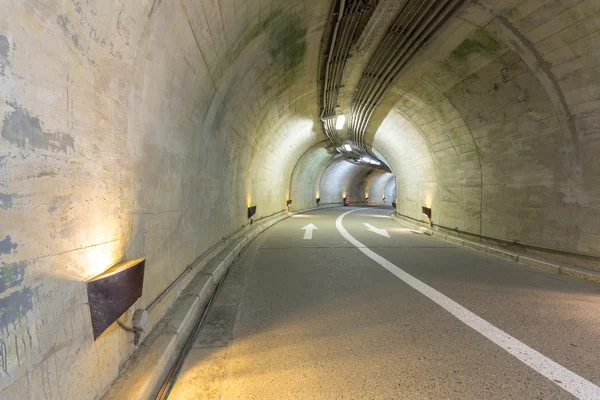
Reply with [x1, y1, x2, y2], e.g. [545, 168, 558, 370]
[3, 1, 600, 397]
[167, 207, 600, 399]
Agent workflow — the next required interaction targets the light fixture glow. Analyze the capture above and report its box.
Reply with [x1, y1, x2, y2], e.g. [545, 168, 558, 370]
[343, 144, 352, 152]
[369, 159, 381, 166]
[335, 115, 346, 130]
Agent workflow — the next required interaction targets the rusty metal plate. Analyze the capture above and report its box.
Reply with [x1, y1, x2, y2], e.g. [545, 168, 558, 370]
[86, 258, 145, 339]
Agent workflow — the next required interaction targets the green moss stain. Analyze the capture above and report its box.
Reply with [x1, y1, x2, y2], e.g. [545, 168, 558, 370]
[448, 30, 504, 64]
[216, 10, 283, 83]
[509, 39, 524, 56]
[506, 8, 521, 21]
[211, 9, 307, 129]
[268, 12, 307, 97]
[0, 261, 27, 293]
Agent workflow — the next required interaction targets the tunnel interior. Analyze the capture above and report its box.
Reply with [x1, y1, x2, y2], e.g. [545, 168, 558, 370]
[1, 0, 600, 398]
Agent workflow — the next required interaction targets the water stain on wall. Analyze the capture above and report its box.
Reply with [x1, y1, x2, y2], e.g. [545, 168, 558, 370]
[0, 286, 35, 374]
[48, 194, 71, 215]
[0, 34, 9, 76]
[1, 104, 75, 153]
[442, 29, 505, 72]
[0, 193, 12, 210]
[267, 11, 307, 97]
[0, 235, 17, 255]
[57, 14, 83, 52]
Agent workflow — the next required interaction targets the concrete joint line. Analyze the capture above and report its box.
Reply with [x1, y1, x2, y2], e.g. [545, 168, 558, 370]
[391, 214, 600, 285]
[338, 208, 600, 400]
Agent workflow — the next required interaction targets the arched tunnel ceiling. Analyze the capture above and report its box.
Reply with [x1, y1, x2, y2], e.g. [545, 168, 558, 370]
[2, 0, 600, 398]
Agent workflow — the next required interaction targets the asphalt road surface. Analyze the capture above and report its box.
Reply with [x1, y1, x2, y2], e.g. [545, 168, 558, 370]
[168, 206, 600, 400]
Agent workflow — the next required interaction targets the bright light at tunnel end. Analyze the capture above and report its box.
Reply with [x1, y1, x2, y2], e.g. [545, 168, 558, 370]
[343, 144, 352, 152]
[336, 115, 346, 130]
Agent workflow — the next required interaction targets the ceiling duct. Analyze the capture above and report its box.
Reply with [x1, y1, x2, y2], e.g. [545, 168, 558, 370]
[348, 0, 465, 151]
[317, 0, 379, 147]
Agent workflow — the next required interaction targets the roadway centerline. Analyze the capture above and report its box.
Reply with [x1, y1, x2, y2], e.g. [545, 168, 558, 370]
[336, 208, 600, 400]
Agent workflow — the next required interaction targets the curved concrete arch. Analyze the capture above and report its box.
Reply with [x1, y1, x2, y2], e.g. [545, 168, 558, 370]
[364, 171, 395, 205]
[4, 1, 600, 397]
[366, 170, 396, 204]
[319, 157, 375, 204]
[369, 109, 438, 221]
[358, 2, 597, 250]
[290, 141, 341, 209]
[385, 176, 397, 205]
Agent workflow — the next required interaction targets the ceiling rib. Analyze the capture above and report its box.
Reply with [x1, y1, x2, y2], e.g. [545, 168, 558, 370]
[349, 0, 465, 152]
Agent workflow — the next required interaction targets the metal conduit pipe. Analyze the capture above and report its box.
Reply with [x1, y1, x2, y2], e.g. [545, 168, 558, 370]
[331, 2, 361, 105]
[350, 0, 464, 146]
[349, 0, 430, 124]
[357, 0, 462, 144]
[365, 1, 462, 115]
[321, 1, 365, 147]
[351, 0, 441, 134]
[321, 0, 346, 120]
[354, 0, 452, 141]
[317, 2, 337, 116]
[323, 0, 369, 148]
[326, 1, 358, 112]
[352, 0, 442, 130]
[327, 0, 357, 111]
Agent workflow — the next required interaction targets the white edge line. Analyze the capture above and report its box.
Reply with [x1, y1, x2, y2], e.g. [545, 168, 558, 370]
[336, 208, 600, 400]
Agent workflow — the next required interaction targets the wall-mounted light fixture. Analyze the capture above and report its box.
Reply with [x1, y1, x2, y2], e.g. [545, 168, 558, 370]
[365, 197, 369, 203]
[422, 206, 433, 227]
[248, 205, 257, 219]
[335, 114, 346, 130]
[422, 206, 432, 220]
[86, 258, 146, 340]
[286, 199, 292, 206]
[316, 197, 321, 206]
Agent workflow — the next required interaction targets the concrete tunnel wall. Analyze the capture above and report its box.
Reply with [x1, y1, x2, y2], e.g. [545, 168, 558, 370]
[1, 0, 600, 398]
[0, 1, 338, 398]
[365, 172, 395, 205]
[318, 158, 374, 205]
[362, 1, 600, 272]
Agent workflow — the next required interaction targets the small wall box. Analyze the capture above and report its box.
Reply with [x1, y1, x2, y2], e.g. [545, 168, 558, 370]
[422, 206, 432, 220]
[86, 258, 145, 339]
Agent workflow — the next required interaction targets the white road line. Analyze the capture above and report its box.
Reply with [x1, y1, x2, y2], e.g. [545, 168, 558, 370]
[336, 208, 600, 400]
[363, 223, 390, 238]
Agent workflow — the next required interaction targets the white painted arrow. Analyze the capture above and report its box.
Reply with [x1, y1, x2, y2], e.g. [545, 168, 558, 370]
[301, 223, 318, 240]
[363, 223, 389, 238]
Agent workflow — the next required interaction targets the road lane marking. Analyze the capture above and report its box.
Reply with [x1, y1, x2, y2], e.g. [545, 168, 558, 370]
[337, 208, 600, 400]
[301, 223, 318, 240]
[363, 223, 390, 238]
